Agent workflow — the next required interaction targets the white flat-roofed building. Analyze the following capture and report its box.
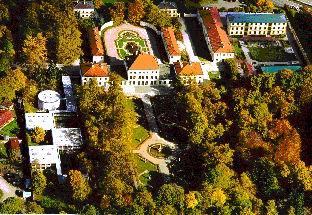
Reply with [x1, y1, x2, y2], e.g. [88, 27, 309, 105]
[29, 145, 61, 175]
[25, 112, 54, 130]
[38, 90, 61, 111]
[52, 128, 83, 151]
[74, 1, 95, 19]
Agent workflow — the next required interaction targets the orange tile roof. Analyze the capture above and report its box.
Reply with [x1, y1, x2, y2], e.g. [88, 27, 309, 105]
[200, 8, 234, 53]
[89, 27, 104, 56]
[8, 138, 20, 150]
[129, 54, 159, 70]
[81, 63, 110, 77]
[162, 27, 181, 56]
[174, 62, 203, 76]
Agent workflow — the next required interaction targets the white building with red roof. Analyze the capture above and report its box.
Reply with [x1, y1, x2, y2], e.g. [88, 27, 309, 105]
[198, 7, 235, 63]
[80, 62, 110, 87]
[174, 61, 204, 84]
[74, 1, 95, 19]
[89, 27, 104, 63]
[127, 53, 160, 86]
[161, 27, 181, 63]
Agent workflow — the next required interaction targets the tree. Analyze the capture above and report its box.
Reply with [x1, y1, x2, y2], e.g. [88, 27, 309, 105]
[110, 2, 125, 26]
[92, 0, 103, 9]
[81, 204, 97, 215]
[128, 0, 145, 25]
[223, 58, 239, 80]
[185, 192, 199, 209]
[32, 170, 47, 197]
[30, 127, 45, 144]
[265, 200, 278, 215]
[68, 170, 91, 202]
[26, 201, 45, 214]
[156, 184, 185, 210]
[0, 197, 25, 214]
[55, 16, 82, 65]
[22, 33, 47, 73]
[0, 4, 10, 24]
[145, 4, 171, 28]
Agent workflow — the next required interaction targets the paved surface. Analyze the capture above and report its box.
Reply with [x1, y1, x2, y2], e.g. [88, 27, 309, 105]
[133, 95, 176, 175]
[180, 18, 199, 62]
[0, 176, 19, 202]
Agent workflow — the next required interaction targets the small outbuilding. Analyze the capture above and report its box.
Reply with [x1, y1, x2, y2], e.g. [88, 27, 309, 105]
[38, 90, 61, 111]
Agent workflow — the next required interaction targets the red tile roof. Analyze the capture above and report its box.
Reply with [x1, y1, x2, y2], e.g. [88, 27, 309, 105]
[200, 7, 234, 53]
[174, 62, 203, 76]
[162, 27, 181, 56]
[89, 27, 104, 56]
[81, 63, 110, 77]
[0, 110, 13, 128]
[74, 1, 94, 9]
[129, 54, 159, 70]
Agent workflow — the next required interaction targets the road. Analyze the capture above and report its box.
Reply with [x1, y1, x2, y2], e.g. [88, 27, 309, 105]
[0, 176, 19, 202]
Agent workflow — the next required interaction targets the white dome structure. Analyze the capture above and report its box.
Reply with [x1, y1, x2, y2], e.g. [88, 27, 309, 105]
[38, 90, 61, 111]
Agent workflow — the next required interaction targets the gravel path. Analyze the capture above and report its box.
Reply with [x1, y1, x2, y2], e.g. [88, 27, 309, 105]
[0, 176, 19, 202]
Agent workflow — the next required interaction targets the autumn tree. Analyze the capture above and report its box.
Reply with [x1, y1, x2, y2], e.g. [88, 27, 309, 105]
[55, 14, 82, 65]
[110, 2, 125, 26]
[32, 170, 47, 197]
[22, 33, 47, 73]
[128, 0, 145, 25]
[156, 184, 185, 211]
[30, 127, 45, 144]
[68, 169, 91, 202]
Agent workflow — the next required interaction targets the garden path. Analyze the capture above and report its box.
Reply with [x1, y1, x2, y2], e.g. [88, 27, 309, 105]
[133, 95, 176, 175]
[0, 176, 19, 202]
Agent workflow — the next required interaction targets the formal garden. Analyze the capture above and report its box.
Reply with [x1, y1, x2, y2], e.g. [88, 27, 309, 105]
[114, 30, 149, 59]
[247, 40, 298, 62]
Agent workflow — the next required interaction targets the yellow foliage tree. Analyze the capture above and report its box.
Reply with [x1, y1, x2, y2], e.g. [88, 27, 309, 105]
[22, 33, 47, 71]
[68, 169, 91, 202]
[185, 192, 198, 209]
[30, 127, 45, 144]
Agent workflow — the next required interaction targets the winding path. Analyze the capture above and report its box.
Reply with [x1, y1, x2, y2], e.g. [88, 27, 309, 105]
[133, 95, 176, 175]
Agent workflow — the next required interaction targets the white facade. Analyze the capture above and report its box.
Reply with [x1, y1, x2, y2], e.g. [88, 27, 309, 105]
[213, 52, 235, 62]
[127, 69, 160, 86]
[74, 1, 95, 19]
[52, 128, 83, 151]
[93, 55, 104, 63]
[29, 145, 61, 175]
[25, 113, 54, 130]
[227, 22, 287, 36]
[38, 90, 61, 111]
[160, 8, 180, 17]
[180, 75, 204, 84]
[82, 76, 110, 87]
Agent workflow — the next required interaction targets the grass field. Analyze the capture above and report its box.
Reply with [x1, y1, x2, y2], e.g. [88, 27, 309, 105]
[233, 40, 245, 60]
[0, 120, 19, 137]
[134, 155, 158, 185]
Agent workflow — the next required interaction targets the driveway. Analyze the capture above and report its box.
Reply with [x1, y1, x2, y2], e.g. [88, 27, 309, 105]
[0, 176, 19, 202]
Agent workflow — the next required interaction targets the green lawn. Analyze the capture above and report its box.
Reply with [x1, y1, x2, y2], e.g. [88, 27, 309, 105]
[208, 71, 220, 80]
[0, 119, 19, 137]
[132, 126, 150, 149]
[127, 98, 150, 149]
[248, 46, 297, 62]
[233, 40, 245, 60]
[135, 154, 157, 173]
[0, 144, 8, 158]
